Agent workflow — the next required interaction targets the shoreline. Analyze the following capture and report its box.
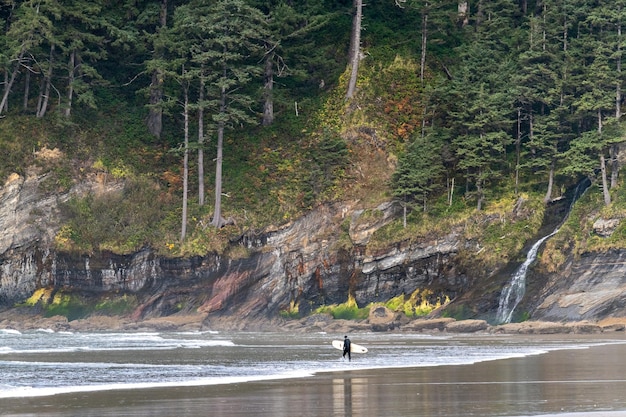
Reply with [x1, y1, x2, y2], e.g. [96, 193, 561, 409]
[2, 306, 626, 335]
[2, 335, 626, 417]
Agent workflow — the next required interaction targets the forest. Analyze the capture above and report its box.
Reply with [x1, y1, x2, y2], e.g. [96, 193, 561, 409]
[1, 0, 625, 256]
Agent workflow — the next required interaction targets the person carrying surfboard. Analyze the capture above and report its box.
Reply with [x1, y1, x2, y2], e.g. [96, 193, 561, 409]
[343, 335, 351, 361]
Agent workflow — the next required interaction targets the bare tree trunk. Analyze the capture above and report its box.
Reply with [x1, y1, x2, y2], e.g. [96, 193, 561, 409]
[458, 1, 469, 27]
[1, 71, 7, 113]
[198, 76, 205, 206]
[36, 44, 54, 117]
[617, 22, 622, 120]
[147, 0, 168, 138]
[597, 110, 611, 206]
[544, 160, 555, 203]
[600, 153, 611, 206]
[262, 52, 274, 126]
[147, 70, 164, 137]
[420, 1, 429, 84]
[476, 172, 483, 211]
[0, 51, 25, 114]
[211, 84, 227, 228]
[36, 77, 45, 116]
[64, 50, 76, 118]
[402, 200, 407, 229]
[23, 69, 30, 111]
[611, 144, 619, 189]
[37, 44, 54, 118]
[515, 108, 521, 195]
[612, 22, 622, 189]
[181, 81, 189, 241]
[448, 176, 454, 206]
[346, 0, 362, 99]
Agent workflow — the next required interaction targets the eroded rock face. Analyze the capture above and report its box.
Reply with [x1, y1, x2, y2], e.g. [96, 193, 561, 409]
[530, 250, 626, 321]
[0, 173, 62, 303]
[0, 171, 122, 304]
[4, 170, 626, 325]
[0, 176, 465, 322]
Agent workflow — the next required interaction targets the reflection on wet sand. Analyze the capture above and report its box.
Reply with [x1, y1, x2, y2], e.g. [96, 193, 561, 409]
[3, 341, 626, 417]
[333, 377, 370, 417]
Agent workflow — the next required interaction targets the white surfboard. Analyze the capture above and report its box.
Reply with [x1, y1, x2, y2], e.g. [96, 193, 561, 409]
[332, 340, 368, 353]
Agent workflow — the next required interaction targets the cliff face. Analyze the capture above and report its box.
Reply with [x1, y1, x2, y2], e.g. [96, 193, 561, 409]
[527, 250, 626, 321]
[1, 172, 625, 324]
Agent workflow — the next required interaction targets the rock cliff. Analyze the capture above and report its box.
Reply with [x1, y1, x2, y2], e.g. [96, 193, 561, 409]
[1, 171, 625, 326]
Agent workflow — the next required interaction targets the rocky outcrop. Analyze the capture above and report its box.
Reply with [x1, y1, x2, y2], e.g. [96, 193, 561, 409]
[3, 168, 626, 329]
[527, 250, 626, 321]
[0, 174, 465, 324]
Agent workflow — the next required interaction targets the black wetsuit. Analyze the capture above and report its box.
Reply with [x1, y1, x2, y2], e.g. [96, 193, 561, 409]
[343, 337, 351, 361]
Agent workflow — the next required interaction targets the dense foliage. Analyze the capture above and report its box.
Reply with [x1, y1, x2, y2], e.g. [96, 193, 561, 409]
[1, 0, 625, 255]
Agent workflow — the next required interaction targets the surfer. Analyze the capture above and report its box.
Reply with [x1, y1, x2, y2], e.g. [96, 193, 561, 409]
[343, 335, 351, 361]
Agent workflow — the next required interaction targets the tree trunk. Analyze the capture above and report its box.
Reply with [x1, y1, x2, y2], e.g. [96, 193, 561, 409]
[37, 44, 54, 118]
[612, 22, 622, 189]
[181, 82, 189, 241]
[147, 70, 164, 138]
[262, 52, 274, 126]
[0, 50, 26, 114]
[617, 22, 622, 120]
[600, 153, 611, 206]
[198, 76, 205, 206]
[476, 173, 483, 211]
[402, 198, 407, 229]
[611, 144, 619, 189]
[420, 1, 429, 84]
[147, 0, 168, 138]
[544, 160, 554, 203]
[458, 1, 469, 27]
[23, 70, 30, 111]
[346, 0, 362, 99]
[515, 108, 521, 195]
[598, 110, 611, 206]
[211, 84, 227, 228]
[448, 176, 454, 206]
[64, 50, 76, 118]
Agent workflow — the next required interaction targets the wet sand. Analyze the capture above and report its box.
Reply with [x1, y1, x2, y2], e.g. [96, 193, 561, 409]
[4, 336, 626, 417]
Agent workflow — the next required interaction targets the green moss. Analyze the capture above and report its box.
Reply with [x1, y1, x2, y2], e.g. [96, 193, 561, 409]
[279, 300, 301, 319]
[314, 295, 370, 320]
[382, 289, 450, 318]
[94, 294, 138, 315]
[44, 292, 89, 321]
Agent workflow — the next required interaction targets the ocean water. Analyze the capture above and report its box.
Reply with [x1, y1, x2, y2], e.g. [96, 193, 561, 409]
[0, 327, 616, 400]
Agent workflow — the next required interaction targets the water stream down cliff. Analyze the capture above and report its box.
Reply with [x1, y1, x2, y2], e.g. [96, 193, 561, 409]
[496, 230, 557, 324]
[495, 179, 591, 324]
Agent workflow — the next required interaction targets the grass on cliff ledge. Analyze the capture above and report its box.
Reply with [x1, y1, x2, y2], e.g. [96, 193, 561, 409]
[20, 288, 137, 321]
[296, 289, 450, 321]
[541, 180, 626, 272]
[313, 295, 370, 320]
[366, 191, 547, 272]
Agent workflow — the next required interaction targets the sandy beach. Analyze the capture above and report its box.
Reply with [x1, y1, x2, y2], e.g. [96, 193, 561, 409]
[2, 333, 626, 417]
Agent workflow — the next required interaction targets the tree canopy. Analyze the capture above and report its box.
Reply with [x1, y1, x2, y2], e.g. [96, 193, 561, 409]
[1, 0, 626, 248]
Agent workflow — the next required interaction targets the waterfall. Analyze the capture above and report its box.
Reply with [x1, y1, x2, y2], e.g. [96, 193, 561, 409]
[495, 230, 556, 324]
[495, 179, 591, 324]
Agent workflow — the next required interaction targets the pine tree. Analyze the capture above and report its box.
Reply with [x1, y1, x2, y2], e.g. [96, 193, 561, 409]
[0, 0, 59, 114]
[55, 0, 107, 117]
[181, 0, 268, 228]
[392, 131, 444, 225]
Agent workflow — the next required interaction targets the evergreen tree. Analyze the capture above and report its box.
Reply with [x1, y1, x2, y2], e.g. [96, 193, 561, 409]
[392, 131, 444, 225]
[568, 2, 624, 206]
[445, 0, 517, 209]
[55, 0, 108, 117]
[174, 0, 268, 228]
[0, 0, 59, 114]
